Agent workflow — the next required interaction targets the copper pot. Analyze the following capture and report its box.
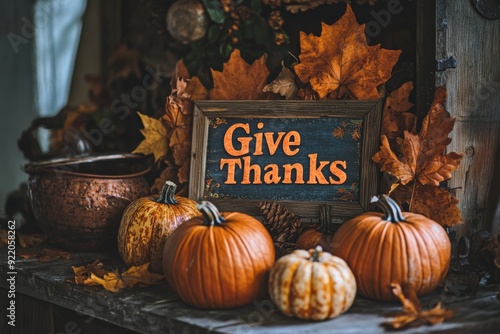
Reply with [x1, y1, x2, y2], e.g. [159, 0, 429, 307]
[25, 154, 151, 251]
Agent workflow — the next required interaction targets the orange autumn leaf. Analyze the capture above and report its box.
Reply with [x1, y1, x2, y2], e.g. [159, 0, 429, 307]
[391, 182, 463, 227]
[151, 158, 179, 194]
[72, 261, 163, 293]
[19, 247, 71, 262]
[18, 233, 47, 248]
[132, 112, 168, 162]
[294, 5, 401, 99]
[163, 95, 193, 183]
[381, 81, 416, 140]
[383, 282, 455, 329]
[373, 87, 464, 187]
[72, 259, 108, 284]
[171, 59, 190, 88]
[209, 49, 270, 100]
[185, 76, 208, 101]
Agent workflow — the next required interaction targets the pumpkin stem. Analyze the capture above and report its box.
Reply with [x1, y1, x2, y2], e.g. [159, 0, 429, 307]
[370, 195, 405, 223]
[311, 245, 323, 262]
[153, 181, 178, 205]
[197, 201, 225, 226]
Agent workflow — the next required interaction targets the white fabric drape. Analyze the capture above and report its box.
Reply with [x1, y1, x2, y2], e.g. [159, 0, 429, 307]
[35, 0, 87, 118]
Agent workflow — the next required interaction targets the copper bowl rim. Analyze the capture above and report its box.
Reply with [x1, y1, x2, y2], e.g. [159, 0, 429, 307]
[24, 153, 151, 179]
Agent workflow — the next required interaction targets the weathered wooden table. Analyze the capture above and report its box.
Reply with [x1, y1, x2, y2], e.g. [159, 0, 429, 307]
[1, 248, 499, 334]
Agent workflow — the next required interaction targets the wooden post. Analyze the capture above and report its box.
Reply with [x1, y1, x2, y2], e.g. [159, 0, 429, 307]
[435, 1, 500, 238]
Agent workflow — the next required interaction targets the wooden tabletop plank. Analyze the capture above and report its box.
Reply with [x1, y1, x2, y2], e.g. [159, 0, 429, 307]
[1, 248, 500, 333]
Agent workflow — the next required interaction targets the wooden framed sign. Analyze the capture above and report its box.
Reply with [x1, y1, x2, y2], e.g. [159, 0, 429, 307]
[189, 100, 382, 218]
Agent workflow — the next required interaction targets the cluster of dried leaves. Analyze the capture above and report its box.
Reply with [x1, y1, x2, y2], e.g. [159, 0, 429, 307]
[132, 5, 463, 226]
[383, 282, 455, 329]
[133, 5, 402, 191]
[373, 86, 464, 226]
[69, 260, 163, 293]
[20, 247, 71, 262]
[0, 229, 47, 248]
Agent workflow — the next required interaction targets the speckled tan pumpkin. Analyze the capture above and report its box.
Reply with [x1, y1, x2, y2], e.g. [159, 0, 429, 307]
[269, 246, 356, 321]
[331, 195, 451, 301]
[117, 181, 198, 273]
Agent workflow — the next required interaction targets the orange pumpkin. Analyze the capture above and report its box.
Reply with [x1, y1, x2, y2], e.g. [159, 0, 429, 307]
[296, 211, 338, 252]
[117, 181, 198, 273]
[296, 228, 334, 253]
[162, 201, 275, 309]
[331, 194, 451, 301]
[269, 246, 356, 321]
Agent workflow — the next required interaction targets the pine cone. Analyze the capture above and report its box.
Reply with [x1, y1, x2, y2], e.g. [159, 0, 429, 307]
[259, 201, 316, 257]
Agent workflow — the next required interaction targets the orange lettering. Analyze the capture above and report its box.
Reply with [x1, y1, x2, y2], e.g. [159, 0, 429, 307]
[329, 161, 347, 184]
[283, 163, 304, 184]
[263, 164, 281, 184]
[241, 156, 262, 184]
[253, 122, 264, 155]
[223, 123, 251, 156]
[220, 158, 241, 184]
[307, 154, 329, 184]
[264, 132, 286, 155]
[283, 131, 300, 156]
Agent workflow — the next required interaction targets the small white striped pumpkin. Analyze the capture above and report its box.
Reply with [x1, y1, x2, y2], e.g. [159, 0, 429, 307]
[269, 246, 356, 321]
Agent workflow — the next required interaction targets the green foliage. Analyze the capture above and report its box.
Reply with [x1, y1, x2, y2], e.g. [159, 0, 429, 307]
[184, 0, 289, 88]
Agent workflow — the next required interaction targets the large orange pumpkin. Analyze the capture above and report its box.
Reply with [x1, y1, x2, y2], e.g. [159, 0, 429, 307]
[117, 181, 198, 273]
[162, 201, 275, 309]
[331, 194, 451, 301]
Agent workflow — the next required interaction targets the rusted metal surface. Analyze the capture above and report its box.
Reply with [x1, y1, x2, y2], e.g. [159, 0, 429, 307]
[25, 154, 151, 251]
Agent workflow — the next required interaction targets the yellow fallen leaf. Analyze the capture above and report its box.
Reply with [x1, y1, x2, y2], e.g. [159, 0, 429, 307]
[132, 113, 168, 162]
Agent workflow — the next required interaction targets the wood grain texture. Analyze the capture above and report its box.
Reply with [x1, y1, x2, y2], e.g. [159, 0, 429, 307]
[0, 250, 499, 333]
[0, 289, 53, 334]
[436, 1, 500, 238]
[189, 100, 381, 219]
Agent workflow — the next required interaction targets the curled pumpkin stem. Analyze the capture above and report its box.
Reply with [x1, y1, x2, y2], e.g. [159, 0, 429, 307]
[153, 180, 178, 205]
[371, 195, 405, 223]
[311, 245, 323, 262]
[197, 201, 225, 226]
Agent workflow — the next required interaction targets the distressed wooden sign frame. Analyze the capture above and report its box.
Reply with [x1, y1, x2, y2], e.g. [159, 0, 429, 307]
[189, 100, 382, 218]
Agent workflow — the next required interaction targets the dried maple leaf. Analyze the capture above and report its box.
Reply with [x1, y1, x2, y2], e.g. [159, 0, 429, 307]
[72, 261, 163, 293]
[132, 112, 168, 162]
[391, 182, 463, 226]
[263, 63, 298, 100]
[373, 87, 464, 187]
[18, 233, 47, 248]
[294, 5, 401, 99]
[171, 59, 190, 87]
[163, 95, 193, 183]
[185, 76, 208, 100]
[151, 157, 179, 194]
[381, 81, 416, 140]
[296, 84, 319, 100]
[72, 259, 108, 284]
[19, 247, 71, 262]
[383, 282, 455, 329]
[209, 49, 270, 100]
